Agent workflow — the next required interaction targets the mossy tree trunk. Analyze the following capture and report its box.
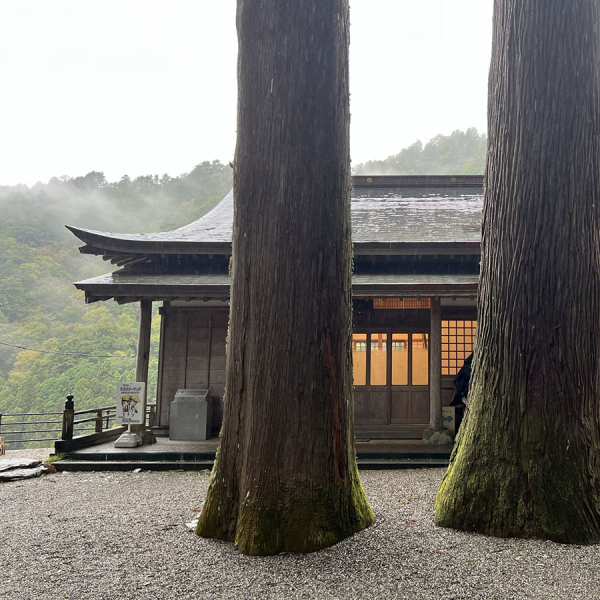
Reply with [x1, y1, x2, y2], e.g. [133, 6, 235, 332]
[435, 0, 600, 543]
[196, 0, 374, 555]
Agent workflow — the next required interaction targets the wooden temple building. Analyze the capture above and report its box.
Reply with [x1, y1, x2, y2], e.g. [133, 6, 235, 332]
[67, 175, 482, 441]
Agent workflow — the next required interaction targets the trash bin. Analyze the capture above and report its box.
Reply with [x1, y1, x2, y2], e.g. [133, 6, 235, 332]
[169, 389, 212, 441]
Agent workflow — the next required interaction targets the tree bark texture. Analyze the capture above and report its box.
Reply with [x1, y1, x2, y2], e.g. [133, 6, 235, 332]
[435, 0, 600, 543]
[196, 0, 374, 555]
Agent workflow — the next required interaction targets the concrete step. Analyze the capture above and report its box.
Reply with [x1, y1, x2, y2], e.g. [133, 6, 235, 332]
[54, 460, 214, 472]
[53, 458, 448, 472]
[59, 452, 216, 462]
[59, 451, 450, 462]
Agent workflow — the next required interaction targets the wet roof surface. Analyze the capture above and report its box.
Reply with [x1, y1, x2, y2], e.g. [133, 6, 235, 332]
[76, 273, 232, 287]
[351, 187, 482, 243]
[69, 186, 483, 247]
[76, 272, 478, 289]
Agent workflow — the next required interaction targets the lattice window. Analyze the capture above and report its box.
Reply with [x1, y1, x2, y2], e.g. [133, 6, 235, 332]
[373, 298, 431, 310]
[441, 320, 477, 375]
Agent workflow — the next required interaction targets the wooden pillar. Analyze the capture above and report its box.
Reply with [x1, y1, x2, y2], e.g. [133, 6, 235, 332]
[132, 299, 155, 443]
[429, 297, 443, 430]
[136, 299, 152, 386]
[155, 302, 169, 431]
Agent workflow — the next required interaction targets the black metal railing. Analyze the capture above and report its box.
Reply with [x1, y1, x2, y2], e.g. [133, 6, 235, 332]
[0, 395, 157, 450]
[0, 411, 64, 446]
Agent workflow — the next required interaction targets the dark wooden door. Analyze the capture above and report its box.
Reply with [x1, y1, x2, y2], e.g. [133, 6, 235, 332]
[354, 330, 430, 437]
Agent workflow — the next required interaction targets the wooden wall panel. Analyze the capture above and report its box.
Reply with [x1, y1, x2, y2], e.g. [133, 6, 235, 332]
[157, 311, 188, 427]
[212, 314, 229, 328]
[185, 370, 209, 386]
[391, 391, 410, 420]
[158, 305, 470, 433]
[210, 356, 226, 371]
[411, 390, 430, 421]
[441, 375, 457, 406]
[157, 307, 229, 432]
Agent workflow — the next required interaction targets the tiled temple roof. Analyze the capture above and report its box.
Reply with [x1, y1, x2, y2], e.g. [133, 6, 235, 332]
[67, 177, 483, 255]
[69, 176, 483, 301]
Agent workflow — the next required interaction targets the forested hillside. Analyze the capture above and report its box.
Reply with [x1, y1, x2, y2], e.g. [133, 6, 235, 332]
[0, 161, 232, 442]
[0, 130, 484, 446]
[352, 128, 486, 175]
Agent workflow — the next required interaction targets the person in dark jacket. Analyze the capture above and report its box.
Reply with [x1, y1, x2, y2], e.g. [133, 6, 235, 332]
[451, 353, 473, 407]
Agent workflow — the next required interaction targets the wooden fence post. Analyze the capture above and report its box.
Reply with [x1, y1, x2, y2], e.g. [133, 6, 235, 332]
[95, 410, 103, 433]
[62, 394, 75, 441]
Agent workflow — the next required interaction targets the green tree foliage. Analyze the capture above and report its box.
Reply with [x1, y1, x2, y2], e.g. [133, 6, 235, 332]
[0, 161, 232, 447]
[353, 128, 486, 175]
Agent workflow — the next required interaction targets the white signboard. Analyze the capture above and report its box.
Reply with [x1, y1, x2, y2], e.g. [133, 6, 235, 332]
[116, 382, 146, 425]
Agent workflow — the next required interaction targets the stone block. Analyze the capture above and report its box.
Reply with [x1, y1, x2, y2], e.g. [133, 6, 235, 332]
[169, 389, 212, 441]
[422, 428, 454, 445]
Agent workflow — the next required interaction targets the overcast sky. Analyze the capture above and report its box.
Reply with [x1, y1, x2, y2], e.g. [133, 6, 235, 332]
[0, 1, 493, 187]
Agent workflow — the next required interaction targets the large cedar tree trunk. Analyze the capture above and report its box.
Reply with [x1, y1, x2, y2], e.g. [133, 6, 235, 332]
[196, 0, 374, 555]
[435, 0, 600, 543]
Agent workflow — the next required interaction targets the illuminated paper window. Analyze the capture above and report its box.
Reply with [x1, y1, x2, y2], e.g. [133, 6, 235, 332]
[370, 333, 387, 385]
[412, 333, 429, 385]
[352, 333, 367, 385]
[441, 320, 477, 375]
[373, 298, 431, 310]
[391, 333, 408, 385]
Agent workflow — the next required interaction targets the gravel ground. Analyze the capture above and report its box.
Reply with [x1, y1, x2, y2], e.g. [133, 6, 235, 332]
[1, 454, 599, 600]
[3, 447, 54, 462]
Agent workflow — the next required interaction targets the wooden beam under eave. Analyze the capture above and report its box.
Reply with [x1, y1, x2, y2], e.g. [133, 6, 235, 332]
[85, 294, 112, 303]
[353, 242, 481, 257]
[112, 257, 133, 266]
[113, 255, 146, 267]
[117, 256, 151, 268]
[351, 174, 483, 188]
[79, 245, 101, 255]
[116, 296, 142, 305]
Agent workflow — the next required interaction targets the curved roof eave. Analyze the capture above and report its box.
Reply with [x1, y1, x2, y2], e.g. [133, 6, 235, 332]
[66, 188, 235, 255]
[67, 181, 484, 256]
[65, 225, 233, 255]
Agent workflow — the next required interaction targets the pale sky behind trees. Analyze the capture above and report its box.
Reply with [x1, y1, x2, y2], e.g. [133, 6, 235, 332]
[0, 1, 492, 186]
